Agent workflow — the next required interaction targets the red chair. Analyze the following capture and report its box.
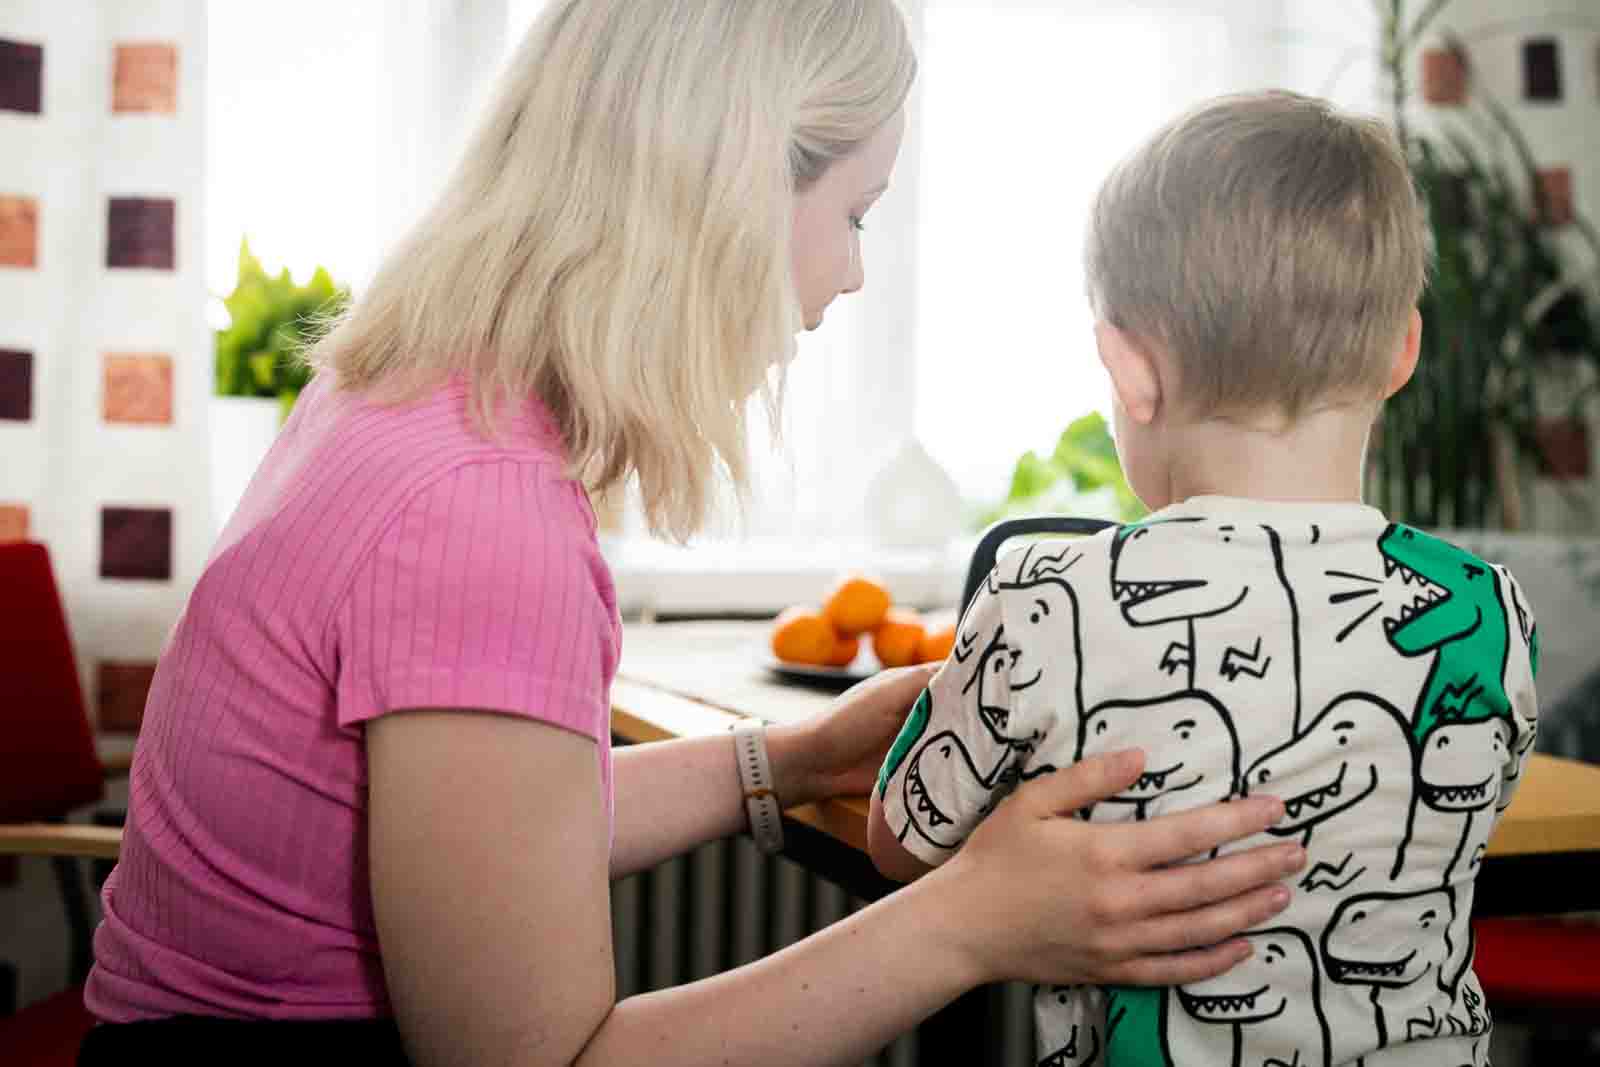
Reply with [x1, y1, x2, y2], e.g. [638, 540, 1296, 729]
[1474, 915, 1600, 1014]
[0, 542, 127, 1066]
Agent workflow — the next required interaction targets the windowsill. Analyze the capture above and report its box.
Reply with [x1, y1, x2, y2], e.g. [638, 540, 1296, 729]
[600, 535, 975, 620]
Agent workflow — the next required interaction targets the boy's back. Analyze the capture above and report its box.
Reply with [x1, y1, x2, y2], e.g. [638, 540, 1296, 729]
[876, 495, 1538, 1066]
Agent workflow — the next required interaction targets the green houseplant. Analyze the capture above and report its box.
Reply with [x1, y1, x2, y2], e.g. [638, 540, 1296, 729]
[1368, 0, 1600, 529]
[214, 239, 350, 420]
[979, 413, 1147, 527]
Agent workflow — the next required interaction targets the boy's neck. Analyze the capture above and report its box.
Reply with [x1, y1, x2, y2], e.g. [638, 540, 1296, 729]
[1158, 403, 1375, 508]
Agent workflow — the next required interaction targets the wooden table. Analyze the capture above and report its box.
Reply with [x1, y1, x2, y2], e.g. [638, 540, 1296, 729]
[615, 621, 1600, 916]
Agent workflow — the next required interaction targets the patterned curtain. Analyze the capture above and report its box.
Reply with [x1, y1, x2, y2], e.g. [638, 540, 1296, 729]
[0, 0, 209, 732]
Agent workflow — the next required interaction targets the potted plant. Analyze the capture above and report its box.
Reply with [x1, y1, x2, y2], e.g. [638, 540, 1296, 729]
[209, 239, 349, 533]
[1366, 0, 1600, 531]
[978, 413, 1147, 528]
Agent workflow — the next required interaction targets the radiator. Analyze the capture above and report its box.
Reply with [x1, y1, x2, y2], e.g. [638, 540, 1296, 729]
[610, 833, 1038, 1066]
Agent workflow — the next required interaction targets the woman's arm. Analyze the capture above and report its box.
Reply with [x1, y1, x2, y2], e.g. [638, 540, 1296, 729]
[607, 733, 753, 879]
[609, 666, 936, 879]
[369, 710, 1301, 1067]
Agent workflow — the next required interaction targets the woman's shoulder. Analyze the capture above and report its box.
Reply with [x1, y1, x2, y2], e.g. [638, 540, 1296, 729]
[308, 375, 591, 528]
[327, 374, 567, 468]
[215, 375, 597, 590]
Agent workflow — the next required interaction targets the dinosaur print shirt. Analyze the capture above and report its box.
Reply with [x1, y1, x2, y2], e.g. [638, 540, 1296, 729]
[877, 496, 1540, 1067]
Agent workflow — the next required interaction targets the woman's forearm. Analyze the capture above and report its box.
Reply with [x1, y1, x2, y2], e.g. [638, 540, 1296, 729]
[576, 869, 981, 1067]
[610, 725, 817, 879]
[609, 734, 746, 878]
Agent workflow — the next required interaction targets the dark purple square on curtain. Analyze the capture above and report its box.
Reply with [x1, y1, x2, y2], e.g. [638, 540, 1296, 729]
[1523, 38, 1561, 100]
[0, 348, 32, 421]
[106, 196, 176, 269]
[100, 506, 173, 580]
[0, 38, 43, 114]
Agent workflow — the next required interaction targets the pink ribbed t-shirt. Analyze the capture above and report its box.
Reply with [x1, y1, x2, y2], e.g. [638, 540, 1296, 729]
[85, 375, 621, 1022]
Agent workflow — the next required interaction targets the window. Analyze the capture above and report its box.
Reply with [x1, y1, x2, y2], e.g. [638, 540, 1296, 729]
[206, 1, 384, 303]
[915, 4, 1231, 500]
[207, 1, 1381, 610]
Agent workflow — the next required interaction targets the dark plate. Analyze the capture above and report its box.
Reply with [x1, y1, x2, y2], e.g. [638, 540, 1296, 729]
[762, 653, 879, 692]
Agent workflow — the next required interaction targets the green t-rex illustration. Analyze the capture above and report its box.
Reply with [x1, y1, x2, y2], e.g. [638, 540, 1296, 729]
[1377, 524, 1512, 742]
[1103, 986, 1171, 1067]
[878, 688, 932, 798]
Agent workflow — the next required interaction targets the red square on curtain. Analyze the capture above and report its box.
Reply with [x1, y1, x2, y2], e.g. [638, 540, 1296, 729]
[1537, 167, 1574, 227]
[104, 352, 174, 424]
[106, 196, 175, 270]
[113, 42, 178, 114]
[0, 194, 37, 267]
[1421, 47, 1467, 105]
[0, 503, 28, 542]
[97, 661, 158, 733]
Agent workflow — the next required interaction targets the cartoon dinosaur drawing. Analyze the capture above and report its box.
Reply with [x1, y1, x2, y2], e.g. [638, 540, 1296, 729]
[890, 545, 1087, 849]
[1103, 986, 1172, 1067]
[1035, 985, 1107, 1067]
[1496, 718, 1539, 817]
[1110, 519, 1302, 751]
[877, 688, 931, 799]
[1402, 970, 1491, 1048]
[1321, 888, 1455, 1052]
[1376, 526, 1514, 744]
[1002, 542, 1093, 749]
[1171, 928, 1331, 1067]
[1404, 717, 1510, 1031]
[1416, 717, 1508, 881]
[1079, 691, 1241, 822]
[1244, 694, 1416, 891]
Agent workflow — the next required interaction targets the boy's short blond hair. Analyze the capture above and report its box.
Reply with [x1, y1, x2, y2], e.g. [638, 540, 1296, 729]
[1084, 90, 1427, 420]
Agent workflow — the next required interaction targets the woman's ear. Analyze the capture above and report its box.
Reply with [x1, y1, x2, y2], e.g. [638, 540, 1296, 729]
[1095, 322, 1163, 425]
[1384, 308, 1423, 400]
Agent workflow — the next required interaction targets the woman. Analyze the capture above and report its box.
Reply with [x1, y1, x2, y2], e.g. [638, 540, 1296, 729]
[81, 2, 1303, 1064]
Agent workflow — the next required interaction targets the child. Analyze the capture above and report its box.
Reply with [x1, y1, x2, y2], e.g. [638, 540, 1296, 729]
[869, 90, 1539, 1067]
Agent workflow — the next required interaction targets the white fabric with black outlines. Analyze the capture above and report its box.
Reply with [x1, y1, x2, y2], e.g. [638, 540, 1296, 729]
[877, 496, 1540, 1067]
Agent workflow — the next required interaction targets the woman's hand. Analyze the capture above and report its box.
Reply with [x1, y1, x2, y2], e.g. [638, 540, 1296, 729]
[766, 663, 938, 807]
[931, 749, 1304, 989]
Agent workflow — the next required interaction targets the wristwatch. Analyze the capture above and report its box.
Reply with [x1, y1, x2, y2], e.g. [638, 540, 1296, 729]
[730, 718, 784, 854]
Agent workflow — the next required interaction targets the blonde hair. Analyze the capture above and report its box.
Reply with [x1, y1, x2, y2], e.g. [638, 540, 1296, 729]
[1084, 90, 1427, 420]
[310, 0, 915, 541]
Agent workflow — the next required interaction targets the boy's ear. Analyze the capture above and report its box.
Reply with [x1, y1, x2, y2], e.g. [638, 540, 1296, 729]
[1095, 322, 1162, 425]
[1383, 308, 1422, 399]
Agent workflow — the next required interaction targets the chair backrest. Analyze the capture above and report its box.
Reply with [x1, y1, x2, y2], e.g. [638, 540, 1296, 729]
[0, 541, 104, 822]
[960, 515, 1118, 618]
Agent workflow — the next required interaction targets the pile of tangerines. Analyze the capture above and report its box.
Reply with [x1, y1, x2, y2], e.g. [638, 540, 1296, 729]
[770, 575, 956, 670]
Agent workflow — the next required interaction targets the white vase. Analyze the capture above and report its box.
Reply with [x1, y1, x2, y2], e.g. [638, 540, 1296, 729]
[209, 395, 283, 539]
[863, 438, 966, 551]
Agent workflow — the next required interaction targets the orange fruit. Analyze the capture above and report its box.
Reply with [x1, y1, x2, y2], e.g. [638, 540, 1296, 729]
[916, 624, 956, 664]
[770, 607, 838, 666]
[826, 633, 861, 668]
[823, 574, 892, 637]
[872, 608, 927, 669]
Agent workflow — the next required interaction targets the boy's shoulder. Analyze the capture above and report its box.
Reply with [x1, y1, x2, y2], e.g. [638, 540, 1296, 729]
[985, 527, 1123, 607]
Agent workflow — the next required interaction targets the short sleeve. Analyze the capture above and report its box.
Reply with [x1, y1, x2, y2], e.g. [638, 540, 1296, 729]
[333, 459, 619, 741]
[876, 566, 1029, 867]
[1495, 566, 1541, 816]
